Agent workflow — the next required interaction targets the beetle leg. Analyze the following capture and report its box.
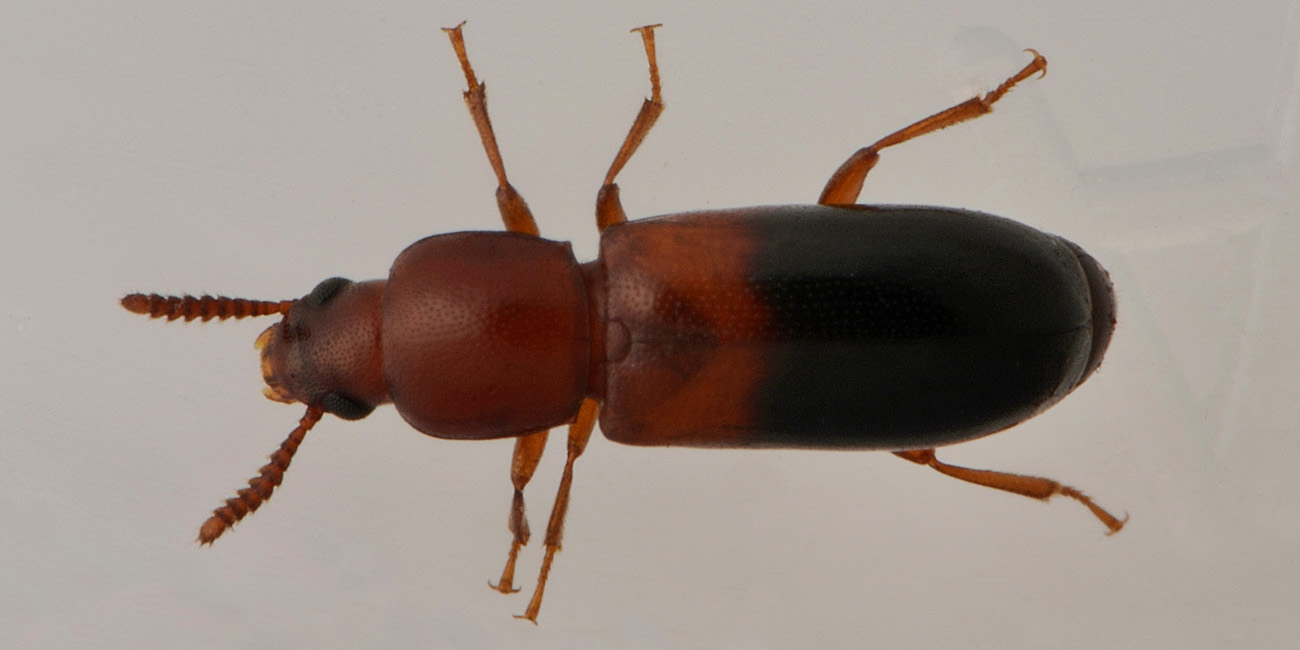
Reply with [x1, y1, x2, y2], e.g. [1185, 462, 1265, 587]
[893, 448, 1127, 535]
[596, 24, 665, 233]
[819, 50, 1047, 206]
[489, 429, 549, 594]
[516, 398, 599, 623]
[442, 22, 540, 236]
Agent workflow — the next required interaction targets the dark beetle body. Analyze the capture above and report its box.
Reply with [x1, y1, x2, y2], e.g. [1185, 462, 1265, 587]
[599, 205, 1114, 449]
[266, 205, 1114, 452]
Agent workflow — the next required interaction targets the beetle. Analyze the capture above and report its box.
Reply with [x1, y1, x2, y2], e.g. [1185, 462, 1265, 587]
[122, 24, 1125, 622]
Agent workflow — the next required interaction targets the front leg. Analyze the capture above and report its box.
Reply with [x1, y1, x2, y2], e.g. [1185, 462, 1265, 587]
[489, 430, 548, 593]
[443, 22, 540, 236]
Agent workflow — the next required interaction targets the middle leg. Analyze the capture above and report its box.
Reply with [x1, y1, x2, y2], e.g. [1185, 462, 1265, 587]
[517, 398, 599, 623]
[595, 24, 665, 233]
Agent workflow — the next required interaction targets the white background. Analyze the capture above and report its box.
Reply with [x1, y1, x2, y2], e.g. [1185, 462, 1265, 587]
[3, 1, 1298, 648]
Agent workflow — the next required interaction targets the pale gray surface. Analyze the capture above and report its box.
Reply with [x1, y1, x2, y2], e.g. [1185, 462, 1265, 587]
[3, 1, 1297, 648]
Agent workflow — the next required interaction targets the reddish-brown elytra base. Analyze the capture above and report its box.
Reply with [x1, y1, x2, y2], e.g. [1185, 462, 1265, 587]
[122, 24, 1126, 623]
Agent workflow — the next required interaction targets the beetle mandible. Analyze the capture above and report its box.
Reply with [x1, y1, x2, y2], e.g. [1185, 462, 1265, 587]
[122, 23, 1126, 622]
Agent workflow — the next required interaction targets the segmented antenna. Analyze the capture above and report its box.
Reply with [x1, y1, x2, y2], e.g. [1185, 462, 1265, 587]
[120, 293, 293, 321]
[197, 406, 324, 544]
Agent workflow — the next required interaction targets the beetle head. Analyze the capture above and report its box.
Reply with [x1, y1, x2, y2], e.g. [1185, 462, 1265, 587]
[122, 277, 394, 544]
[121, 277, 391, 420]
[255, 277, 391, 420]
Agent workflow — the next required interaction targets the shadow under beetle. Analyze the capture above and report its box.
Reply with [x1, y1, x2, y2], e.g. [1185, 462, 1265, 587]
[122, 23, 1126, 622]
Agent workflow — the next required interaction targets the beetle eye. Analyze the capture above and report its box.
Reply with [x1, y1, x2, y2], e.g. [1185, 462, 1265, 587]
[306, 277, 353, 307]
[320, 392, 374, 420]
